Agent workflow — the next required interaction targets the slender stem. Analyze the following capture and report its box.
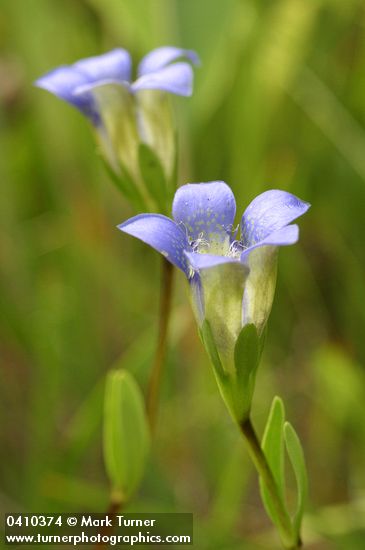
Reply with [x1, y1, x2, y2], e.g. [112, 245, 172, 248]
[100, 259, 173, 533]
[146, 257, 174, 432]
[94, 494, 123, 548]
[239, 417, 302, 550]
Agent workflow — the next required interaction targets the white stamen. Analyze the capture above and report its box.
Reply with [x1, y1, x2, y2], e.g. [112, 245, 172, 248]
[228, 240, 246, 258]
[190, 232, 210, 253]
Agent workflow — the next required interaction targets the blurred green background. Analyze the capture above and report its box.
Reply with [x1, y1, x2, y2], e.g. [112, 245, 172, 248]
[1, 0, 365, 548]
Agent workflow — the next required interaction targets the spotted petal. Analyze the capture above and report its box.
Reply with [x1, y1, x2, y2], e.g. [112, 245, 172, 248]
[138, 46, 199, 76]
[241, 190, 310, 247]
[118, 214, 189, 275]
[132, 63, 194, 96]
[172, 181, 236, 242]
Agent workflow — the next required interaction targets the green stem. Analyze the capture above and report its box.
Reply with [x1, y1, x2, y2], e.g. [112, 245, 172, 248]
[239, 417, 302, 550]
[146, 257, 174, 432]
[95, 493, 123, 549]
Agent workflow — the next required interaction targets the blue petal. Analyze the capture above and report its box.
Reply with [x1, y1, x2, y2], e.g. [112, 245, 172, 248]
[132, 63, 194, 96]
[118, 214, 189, 275]
[74, 48, 132, 83]
[240, 224, 299, 262]
[73, 80, 132, 126]
[74, 80, 131, 96]
[35, 66, 91, 111]
[138, 46, 200, 76]
[72, 80, 131, 127]
[35, 49, 132, 124]
[185, 251, 239, 271]
[241, 190, 310, 247]
[172, 181, 236, 241]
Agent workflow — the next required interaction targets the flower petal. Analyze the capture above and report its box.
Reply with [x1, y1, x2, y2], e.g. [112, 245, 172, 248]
[241, 190, 310, 247]
[72, 80, 132, 129]
[35, 66, 91, 111]
[74, 48, 132, 83]
[135, 90, 175, 180]
[185, 251, 239, 271]
[74, 80, 131, 95]
[241, 247, 278, 334]
[132, 62, 194, 96]
[35, 49, 132, 123]
[240, 225, 299, 263]
[118, 214, 189, 275]
[76, 82, 139, 176]
[198, 260, 249, 371]
[172, 181, 236, 241]
[138, 46, 200, 76]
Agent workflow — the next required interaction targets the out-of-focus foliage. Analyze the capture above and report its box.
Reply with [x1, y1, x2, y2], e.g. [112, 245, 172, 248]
[1, 1, 365, 548]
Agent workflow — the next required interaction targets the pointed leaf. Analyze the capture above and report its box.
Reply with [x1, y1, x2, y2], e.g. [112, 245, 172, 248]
[138, 143, 168, 212]
[259, 396, 286, 524]
[284, 421, 308, 534]
[103, 370, 149, 502]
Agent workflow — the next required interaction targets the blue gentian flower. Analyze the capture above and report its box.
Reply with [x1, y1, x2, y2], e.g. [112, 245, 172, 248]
[35, 47, 199, 185]
[118, 181, 310, 371]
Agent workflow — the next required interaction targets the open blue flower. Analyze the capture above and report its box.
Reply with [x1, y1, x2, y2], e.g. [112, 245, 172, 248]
[35, 47, 199, 184]
[118, 181, 310, 370]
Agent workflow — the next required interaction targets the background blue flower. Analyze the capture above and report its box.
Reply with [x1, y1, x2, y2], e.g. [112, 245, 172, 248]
[35, 46, 199, 191]
[35, 47, 199, 125]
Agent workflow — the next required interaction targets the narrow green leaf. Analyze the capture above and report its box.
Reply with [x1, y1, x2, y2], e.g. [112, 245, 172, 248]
[233, 324, 260, 416]
[138, 143, 168, 212]
[284, 421, 308, 534]
[259, 396, 286, 524]
[103, 370, 149, 502]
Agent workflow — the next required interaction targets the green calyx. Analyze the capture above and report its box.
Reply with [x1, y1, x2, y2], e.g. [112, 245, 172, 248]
[200, 320, 266, 422]
[198, 260, 249, 373]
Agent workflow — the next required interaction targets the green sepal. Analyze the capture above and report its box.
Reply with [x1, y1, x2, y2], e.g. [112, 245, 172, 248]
[138, 143, 169, 213]
[103, 370, 149, 502]
[101, 156, 146, 211]
[233, 324, 262, 420]
[260, 396, 286, 524]
[284, 421, 308, 534]
[258, 323, 268, 359]
[200, 320, 236, 420]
